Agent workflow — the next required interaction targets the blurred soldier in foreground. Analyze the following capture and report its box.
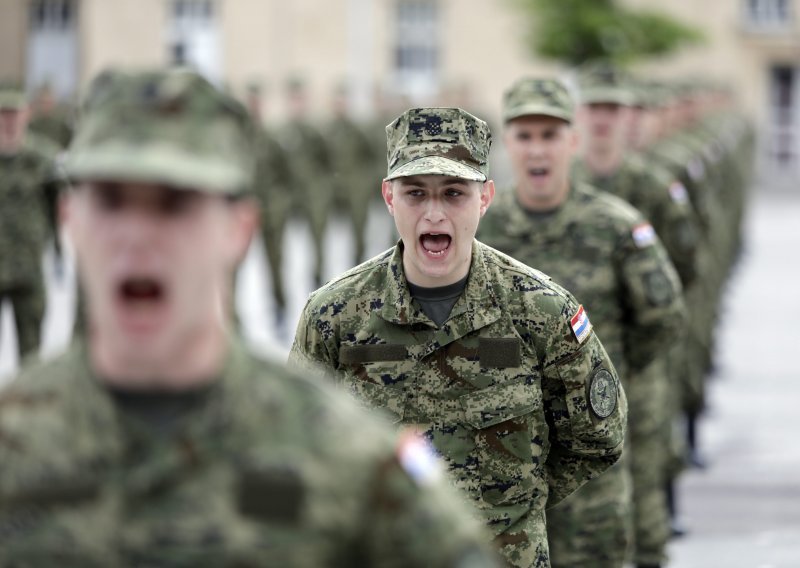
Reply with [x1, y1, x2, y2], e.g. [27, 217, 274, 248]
[478, 78, 684, 568]
[0, 82, 61, 361]
[0, 68, 500, 568]
[245, 80, 293, 332]
[290, 106, 627, 567]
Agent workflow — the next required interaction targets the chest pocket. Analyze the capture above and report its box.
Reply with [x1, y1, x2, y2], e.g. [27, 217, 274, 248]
[339, 344, 409, 423]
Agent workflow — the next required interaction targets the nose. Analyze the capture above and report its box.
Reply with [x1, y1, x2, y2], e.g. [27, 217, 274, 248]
[423, 195, 446, 223]
[116, 206, 159, 249]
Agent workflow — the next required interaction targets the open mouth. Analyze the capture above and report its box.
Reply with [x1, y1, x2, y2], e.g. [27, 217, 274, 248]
[118, 277, 165, 305]
[528, 167, 549, 179]
[419, 233, 452, 257]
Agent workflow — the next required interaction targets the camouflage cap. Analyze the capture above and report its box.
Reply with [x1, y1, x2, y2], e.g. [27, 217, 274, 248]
[0, 82, 26, 110]
[577, 63, 635, 106]
[502, 78, 574, 123]
[385, 107, 491, 182]
[63, 68, 255, 194]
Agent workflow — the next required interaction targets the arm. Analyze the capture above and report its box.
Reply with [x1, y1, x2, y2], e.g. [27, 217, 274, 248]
[540, 297, 627, 507]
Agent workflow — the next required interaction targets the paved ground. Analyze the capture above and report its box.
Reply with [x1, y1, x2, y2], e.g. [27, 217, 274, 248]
[2, 187, 799, 567]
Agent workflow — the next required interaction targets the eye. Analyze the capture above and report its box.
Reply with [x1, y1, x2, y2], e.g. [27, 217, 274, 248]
[91, 184, 124, 212]
[405, 188, 425, 198]
[159, 190, 200, 216]
[515, 131, 531, 141]
[445, 188, 463, 197]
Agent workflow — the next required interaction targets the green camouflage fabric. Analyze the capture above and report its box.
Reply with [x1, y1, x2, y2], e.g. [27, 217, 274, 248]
[502, 78, 574, 124]
[478, 184, 685, 567]
[251, 121, 293, 313]
[571, 155, 698, 287]
[281, 117, 334, 286]
[0, 82, 25, 109]
[0, 135, 61, 357]
[574, 62, 635, 107]
[326, 114, 380, 265]
[289, 240, 627, 568]
[63, 68, 256, 195]
[28, 107, 74, 150]
[0, 338, 500, 568]
[385, 107, 491, 181]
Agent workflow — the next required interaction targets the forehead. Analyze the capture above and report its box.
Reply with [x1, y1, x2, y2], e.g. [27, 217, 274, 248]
[79, 180, 208, 200]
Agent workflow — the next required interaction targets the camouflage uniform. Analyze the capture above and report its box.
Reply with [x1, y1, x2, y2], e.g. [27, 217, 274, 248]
[0, 85, 60, 359]
[478, 78, 685, 568]
[0, 68, 500, 568]
[290, 107, 627, 568]
[252, 121, 293, 319]
[479, 185, 684, 567]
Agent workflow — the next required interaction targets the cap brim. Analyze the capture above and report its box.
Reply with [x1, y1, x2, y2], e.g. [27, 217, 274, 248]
[579, 88, 635, 106]
[385, 156, 486, 182]
[63, 142, 247, 194]
[503, 103, 572, 123]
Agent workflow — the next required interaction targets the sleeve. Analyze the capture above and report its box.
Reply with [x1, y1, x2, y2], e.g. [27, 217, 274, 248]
[539, 296, 628, 507]
[287, 298, 339, 378]
[617, 221, 687, 372]
[359, 435, 502, 568]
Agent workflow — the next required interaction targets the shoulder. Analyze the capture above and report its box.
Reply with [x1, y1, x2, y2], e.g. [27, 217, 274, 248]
[303, 248, 394, 311]
[575, 183, 646, 230]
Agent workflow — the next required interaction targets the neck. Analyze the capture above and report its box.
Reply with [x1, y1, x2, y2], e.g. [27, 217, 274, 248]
[583, 145, 623, 177]
[88, 318, 229, 391]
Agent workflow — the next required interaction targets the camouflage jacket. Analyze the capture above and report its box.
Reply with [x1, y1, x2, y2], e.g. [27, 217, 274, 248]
[478, 184, 685, 380]
[252, 122, 293, 230]
[289, 241, 626, 566]
[0, 339, 498, 568]
[0, 137, 59, 288]
[572, 155, 699, 286]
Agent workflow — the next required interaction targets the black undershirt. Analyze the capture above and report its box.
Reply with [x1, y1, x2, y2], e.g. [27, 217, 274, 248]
[407, 273, 469, 327]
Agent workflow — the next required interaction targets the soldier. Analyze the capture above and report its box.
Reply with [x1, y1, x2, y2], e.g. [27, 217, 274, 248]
[326, 83, 377, 266]
[0, 82, 61, 361]
[477, 78, 685, 568]
[570, 71, 699, 565]
[281, 77, 334, 287]
[245, 80, 293, 332]
[289, 106, 627, 567]
[27, 82, 74, 150]
[0, 68, 501, 568]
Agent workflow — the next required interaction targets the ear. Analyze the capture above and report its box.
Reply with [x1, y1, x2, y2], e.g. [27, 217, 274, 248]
[227, 198, 260, 265]
[479, 180, 495, 217]
[381, 179, 395, 216]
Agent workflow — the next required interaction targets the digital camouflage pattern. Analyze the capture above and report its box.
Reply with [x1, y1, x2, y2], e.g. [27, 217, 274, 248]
[502, 78, 574, 124]
[385, 107, 491, 181]
[289, 241, 627, 568]
[0, 134, 60, 358]
[63, 68, 256, 195]
[0, 339, 500, 567]
[478, 184, 685, 567]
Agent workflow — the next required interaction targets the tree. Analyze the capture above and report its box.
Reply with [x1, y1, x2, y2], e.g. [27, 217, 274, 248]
[512, 0, 705, 66]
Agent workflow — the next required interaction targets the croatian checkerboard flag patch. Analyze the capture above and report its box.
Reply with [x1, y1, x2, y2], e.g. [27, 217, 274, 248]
[669, 181, 689, 204]
[632, 223, 657, 248]
[570, 305, 593, 344]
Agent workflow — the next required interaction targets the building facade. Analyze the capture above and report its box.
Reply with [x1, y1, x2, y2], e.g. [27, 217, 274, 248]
[1, 0, 798, 178]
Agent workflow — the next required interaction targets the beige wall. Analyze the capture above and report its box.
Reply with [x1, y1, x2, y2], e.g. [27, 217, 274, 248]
[0, 0, 28, 81]
[79, 0, 166, 86]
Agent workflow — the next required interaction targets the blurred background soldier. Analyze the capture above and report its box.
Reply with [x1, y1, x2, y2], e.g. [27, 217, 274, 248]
[27, 81, 74, 151]
[0, 81, 62, 362]
[325, 82, 377, 266]
[0, 67, 500, 568]
[478, 77, 685, 568]
[570, 67, 699, 566]
[280, 77, 334, 287]
[244, 79, 293, 333]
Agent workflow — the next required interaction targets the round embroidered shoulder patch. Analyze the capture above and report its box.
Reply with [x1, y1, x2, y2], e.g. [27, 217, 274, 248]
[589, 368, 617, 419]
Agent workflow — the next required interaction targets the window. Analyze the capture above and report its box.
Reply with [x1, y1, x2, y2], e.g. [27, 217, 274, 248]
[26, 0, 79, 99]
[168, 0, 221, 83]
[745, 0, 792, 29]
[393, 0, 439, 100]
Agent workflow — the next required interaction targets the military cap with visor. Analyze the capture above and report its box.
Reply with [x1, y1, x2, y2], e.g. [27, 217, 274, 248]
[385, 107, 491, 182]
[502, 78, 575, 123]
[0, 82, 27, 110]
[576, 63, 636, 106]
[63, 68, 255, 195]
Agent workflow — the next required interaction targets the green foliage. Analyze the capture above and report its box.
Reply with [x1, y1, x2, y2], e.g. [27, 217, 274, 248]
[513, 0, 705, 66]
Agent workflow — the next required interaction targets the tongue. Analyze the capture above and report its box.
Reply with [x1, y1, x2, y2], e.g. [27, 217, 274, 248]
[421, 234, 451, 253]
